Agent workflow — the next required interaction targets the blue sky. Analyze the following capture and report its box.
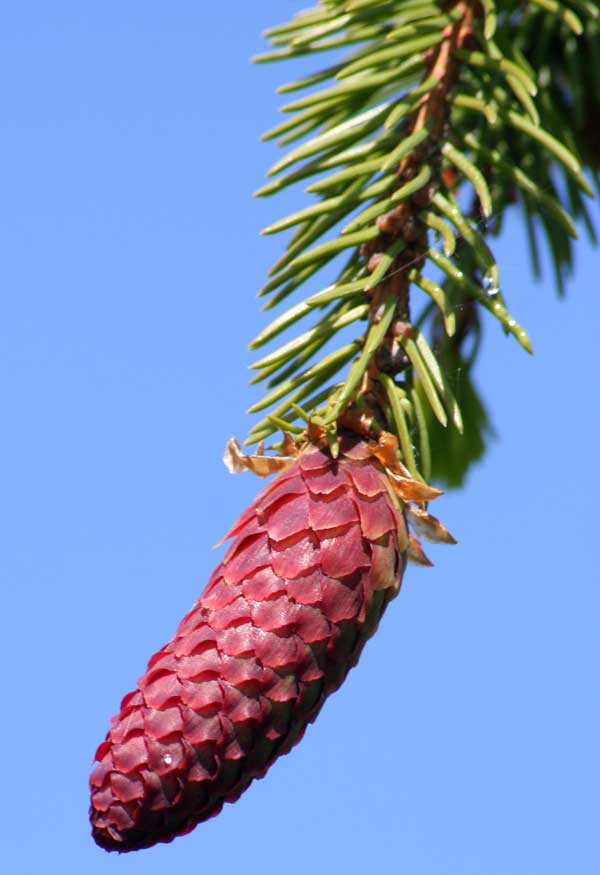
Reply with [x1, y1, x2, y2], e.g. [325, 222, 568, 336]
[1, 4, 598, 874]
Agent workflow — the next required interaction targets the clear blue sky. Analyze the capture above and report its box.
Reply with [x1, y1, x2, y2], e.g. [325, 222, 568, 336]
[1, 4, 598, 874]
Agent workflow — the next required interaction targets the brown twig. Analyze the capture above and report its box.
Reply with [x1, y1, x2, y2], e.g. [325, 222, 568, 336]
[347, 0, 479, 430]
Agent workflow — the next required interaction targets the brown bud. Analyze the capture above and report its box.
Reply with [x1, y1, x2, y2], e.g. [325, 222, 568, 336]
[375, 338, 410, 375]
[368, 252, 384, 273]
[391, 321, 414, 339]
[411, 183, 436, 209]
[401, 215, 420, 242]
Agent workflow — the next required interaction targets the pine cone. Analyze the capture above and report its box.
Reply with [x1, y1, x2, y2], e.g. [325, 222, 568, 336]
[90, 434, 407, 852]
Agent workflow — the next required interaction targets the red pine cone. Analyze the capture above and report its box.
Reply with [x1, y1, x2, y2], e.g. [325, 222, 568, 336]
[90, 434, 407, 852]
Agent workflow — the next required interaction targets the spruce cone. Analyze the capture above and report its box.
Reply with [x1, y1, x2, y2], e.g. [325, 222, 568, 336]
[90, 435, 407, 852]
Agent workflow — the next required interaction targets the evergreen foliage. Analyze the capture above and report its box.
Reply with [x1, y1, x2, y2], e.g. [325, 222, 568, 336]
[248, 0, 599, 486]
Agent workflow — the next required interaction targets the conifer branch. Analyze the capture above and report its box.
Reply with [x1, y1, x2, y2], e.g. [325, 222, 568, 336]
[249, 0, 598, 486]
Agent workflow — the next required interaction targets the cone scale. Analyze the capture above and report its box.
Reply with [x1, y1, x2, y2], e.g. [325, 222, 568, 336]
[90, 435, 408, 852]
